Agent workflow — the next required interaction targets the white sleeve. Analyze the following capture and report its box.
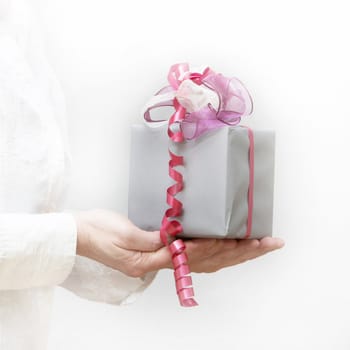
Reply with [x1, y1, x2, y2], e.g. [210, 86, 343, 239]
[60, 257, 157, 305]
[0, 213, 77, 290]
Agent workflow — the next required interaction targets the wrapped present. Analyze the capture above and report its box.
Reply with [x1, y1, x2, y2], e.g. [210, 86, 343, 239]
[128, 63, 275, 307]
[129, 124, 275, 240]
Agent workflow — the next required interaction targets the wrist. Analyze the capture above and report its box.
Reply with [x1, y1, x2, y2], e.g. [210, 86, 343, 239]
[73, 212, 90, 258]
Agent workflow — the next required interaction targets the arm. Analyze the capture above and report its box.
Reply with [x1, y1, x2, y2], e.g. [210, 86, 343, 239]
[0, 209, 283, 302]
[0, 213, 76, 290]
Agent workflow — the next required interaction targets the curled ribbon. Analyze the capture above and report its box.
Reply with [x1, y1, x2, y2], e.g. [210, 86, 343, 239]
[159, 98, 198, 307]
[145, 63, 254, 307]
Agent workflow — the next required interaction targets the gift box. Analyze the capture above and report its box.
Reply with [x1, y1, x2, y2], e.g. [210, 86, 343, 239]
[127, 63, 275, 307]
[128, 123, 275, 239]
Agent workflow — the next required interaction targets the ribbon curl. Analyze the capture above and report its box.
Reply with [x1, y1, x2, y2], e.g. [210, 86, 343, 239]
[145, 63, 253, 307]
[159, 98, 198, 307]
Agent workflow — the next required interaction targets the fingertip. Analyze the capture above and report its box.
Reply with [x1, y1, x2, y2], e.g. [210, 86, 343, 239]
[147, 246, 173, 270]
[145, 230, 161, 240]
[140, 229, 158, 235]
[275, 237, 285, 248]
[134, 229, 163, 251]
[148, 230, 163, 248]
[260, 236, 285, 250]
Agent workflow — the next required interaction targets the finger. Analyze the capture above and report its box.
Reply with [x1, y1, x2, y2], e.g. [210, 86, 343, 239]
[229, 237, 285, 265]
[142, 239, 226, 273]
[259, 237, 285, 251]
[140, 246, 173, 272]
[231, 237, 284, 258]
[140, 238, 223, 272]
[185, 239, 259, 270]
[222, 238, 260, 258]
[184, 239, 227, 263]
[123, 229, 164, 252]
[130, 238, 224, 274]
[199, 239, 260, 272]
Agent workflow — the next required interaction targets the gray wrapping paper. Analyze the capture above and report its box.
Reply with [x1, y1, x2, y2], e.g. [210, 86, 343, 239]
[128, 124, 275, 239]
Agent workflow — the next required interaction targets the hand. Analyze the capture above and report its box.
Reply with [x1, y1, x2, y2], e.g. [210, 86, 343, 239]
[184, 236, 284, 273]
[74, 209, 284, 278]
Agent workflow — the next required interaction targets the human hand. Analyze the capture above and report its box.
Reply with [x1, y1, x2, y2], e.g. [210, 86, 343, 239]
[74, 209, 284, 277]
[183, 236, 284, 273]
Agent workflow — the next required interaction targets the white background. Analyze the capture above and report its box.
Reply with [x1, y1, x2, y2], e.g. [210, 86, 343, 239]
[32, 0, 350, 349]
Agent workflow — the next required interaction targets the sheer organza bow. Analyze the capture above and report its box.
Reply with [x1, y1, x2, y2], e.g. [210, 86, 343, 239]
[144, 63, 253, 140]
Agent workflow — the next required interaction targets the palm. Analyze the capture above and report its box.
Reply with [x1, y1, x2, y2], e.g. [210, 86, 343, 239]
[184, 237, 284, 273]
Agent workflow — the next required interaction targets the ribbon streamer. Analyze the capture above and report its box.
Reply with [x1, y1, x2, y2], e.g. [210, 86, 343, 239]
[148, 63, 254, 307]
[160, 98, 198, 307]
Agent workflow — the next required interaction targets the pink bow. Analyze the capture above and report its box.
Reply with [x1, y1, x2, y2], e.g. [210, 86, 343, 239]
[144, 63, 253, 140]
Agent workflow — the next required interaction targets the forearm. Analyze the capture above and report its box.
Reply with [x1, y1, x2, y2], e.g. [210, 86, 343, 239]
[0, 212, 77, 290]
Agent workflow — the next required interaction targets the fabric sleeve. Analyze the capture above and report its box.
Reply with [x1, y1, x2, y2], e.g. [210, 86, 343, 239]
[0, 213, 77, 290]
[60, 256, 158, 305]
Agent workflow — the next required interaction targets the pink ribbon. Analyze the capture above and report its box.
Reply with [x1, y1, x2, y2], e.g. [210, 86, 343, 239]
[159, 98, 198, 307]
[243, 126, 255, 239]
[145, 63, 254, 307]
[144, 63, 253, 140]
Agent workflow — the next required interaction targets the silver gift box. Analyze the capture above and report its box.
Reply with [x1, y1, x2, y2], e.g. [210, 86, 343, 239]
[128, 124, 275, 239]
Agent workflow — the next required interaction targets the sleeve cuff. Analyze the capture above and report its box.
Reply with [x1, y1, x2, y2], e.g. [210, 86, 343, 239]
[119, 270, 158, 306]
[60, 256, 158, 305]
[0, 212, 77, 290]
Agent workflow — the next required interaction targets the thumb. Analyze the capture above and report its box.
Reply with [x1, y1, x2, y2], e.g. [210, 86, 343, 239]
[141, 246, 173, 271]
[127, 228, 164, 252]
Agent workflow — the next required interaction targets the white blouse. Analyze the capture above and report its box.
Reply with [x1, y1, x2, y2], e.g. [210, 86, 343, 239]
[0, 2, 155, 349]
